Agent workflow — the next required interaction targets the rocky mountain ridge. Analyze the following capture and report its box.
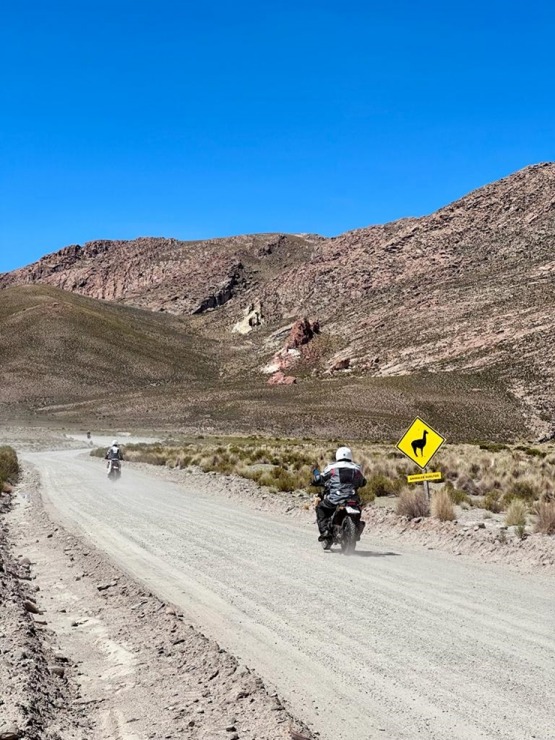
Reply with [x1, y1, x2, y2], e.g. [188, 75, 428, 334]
[2, 163, 555, 437]
[0, 233, 322, 315]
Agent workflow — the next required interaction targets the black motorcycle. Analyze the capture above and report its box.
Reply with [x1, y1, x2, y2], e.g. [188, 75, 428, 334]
[321, 498, 363, 554]
[107, 459, 121, 482]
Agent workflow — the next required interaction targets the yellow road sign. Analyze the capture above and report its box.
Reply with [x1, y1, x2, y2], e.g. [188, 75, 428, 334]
[407, 471, 443, 483]
[397, 417, 446, 469]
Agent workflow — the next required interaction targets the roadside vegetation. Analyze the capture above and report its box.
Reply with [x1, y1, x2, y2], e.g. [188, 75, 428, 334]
[91, 437, 555, 533]
[0, 446, 20, 493]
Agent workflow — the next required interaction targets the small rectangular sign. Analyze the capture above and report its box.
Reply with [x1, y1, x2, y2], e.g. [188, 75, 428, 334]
[406, 471, 443, 483]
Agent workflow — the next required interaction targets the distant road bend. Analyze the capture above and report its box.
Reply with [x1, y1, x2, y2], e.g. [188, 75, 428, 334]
[27, 449, 555, 740]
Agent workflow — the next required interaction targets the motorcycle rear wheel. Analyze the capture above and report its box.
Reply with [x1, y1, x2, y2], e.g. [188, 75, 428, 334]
[341, 517, 357, 555]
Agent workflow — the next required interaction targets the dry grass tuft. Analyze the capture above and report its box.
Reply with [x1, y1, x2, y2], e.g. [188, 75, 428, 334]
[88, 437, 555, 529]
[534, 501, 555, 535]
[431, 489, 456, 521]
[396, 490, 430, 519]
[483, 491, 503, 513]
[505, 499, 528, 527]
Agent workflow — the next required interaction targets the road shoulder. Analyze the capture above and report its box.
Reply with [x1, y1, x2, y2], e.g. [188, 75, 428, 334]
[2, 465, 313, 740]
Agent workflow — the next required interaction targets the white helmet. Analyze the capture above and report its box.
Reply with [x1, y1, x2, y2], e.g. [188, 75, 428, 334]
[112, 440, 118, 447]
[335, 446, 353, 462]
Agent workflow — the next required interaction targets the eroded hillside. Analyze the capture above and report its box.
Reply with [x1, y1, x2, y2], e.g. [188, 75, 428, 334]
[2, 163, 554, 439]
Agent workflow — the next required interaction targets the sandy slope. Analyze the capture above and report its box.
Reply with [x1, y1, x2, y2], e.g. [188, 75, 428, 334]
[26, 449, 555, 740]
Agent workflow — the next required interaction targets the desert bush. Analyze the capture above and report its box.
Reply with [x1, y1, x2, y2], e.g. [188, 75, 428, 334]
[469, 462, 481, 477]
[478, 441, 508, 453]
[515, 445, 547, 459]
[358, 485, 375, 505]
[0, 446, 19, 489]
[456, 474, 480, 496]
[365, 473, 402, 498]
[483, 491, 503, 513]
[504, 480, 540, 505]
[540, 489, 555, 504]
[435, 463, 457, 482]
[396, 490, 430, 519]
[505, 499, 527, 527]
[534, 501, 555, 535]
[272, 469, 301, 492]
[443, 481, 469, 505]
[431, 489, 455, 521]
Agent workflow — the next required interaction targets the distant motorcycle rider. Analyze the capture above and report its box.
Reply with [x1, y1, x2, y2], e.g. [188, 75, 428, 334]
[312, 447, 367, 542]
[105, 440, 123, 467]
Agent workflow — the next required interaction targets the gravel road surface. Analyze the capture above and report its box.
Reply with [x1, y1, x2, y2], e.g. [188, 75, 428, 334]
[26, 449, 555, 740]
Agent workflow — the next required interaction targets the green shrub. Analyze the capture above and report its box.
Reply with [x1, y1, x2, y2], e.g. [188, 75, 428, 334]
[515, 446, 547, 459]
[504, 480, 540, 504]
[0, 446, 19, 489]
[365, 473, 402, 498]
[358, 485, 376, 505]
[478, 441, 508, 453]
[443, 481, 469, 505]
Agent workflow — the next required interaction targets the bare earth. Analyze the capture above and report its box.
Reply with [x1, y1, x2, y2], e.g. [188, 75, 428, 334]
[2, 467, 312, 740]
[23, 448, 555, 740]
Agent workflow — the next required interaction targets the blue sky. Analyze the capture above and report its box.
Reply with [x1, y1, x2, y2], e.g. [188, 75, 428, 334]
[1, 0, 554, 272]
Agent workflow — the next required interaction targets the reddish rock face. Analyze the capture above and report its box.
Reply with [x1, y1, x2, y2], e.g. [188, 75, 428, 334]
[285, 319, 320, 350]
[264, 317, 321, 384]
[267, 371, 297, 386]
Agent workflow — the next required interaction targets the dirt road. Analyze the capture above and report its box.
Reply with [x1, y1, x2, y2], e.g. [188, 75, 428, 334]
[26, 449, 555, 740]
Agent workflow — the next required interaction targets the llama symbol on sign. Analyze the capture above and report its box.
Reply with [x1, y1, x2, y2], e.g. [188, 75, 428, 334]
[411, 429, 428, 458]
[397, 418, 445, 469]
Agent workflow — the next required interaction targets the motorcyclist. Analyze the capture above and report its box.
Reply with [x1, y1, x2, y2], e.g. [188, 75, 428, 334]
[105, 440, 123, 468]
[312, 446, 367, 542]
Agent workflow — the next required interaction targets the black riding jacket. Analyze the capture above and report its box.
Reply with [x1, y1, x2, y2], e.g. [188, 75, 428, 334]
[313, 460, 366, 504]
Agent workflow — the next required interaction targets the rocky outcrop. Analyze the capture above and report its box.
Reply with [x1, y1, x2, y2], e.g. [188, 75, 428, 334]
[232, 302, 264, 334]
[329, 357, 351, 372]
[267, 371, 296, 386]
[192, 266, 245, 314]
[265, 318, 320, 386]
[285, 318, 320, 350]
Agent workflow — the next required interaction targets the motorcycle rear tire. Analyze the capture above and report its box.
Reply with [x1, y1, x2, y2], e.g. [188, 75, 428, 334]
[341, 517, 357, 555]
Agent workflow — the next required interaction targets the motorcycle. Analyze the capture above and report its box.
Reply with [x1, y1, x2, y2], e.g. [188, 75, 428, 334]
[107, 459, 121, 482]
[321, 498, 364, 554]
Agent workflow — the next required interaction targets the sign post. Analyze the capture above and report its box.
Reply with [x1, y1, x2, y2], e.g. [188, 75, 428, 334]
[397, 417, 446, 500]
[423, 467, 431, 502]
